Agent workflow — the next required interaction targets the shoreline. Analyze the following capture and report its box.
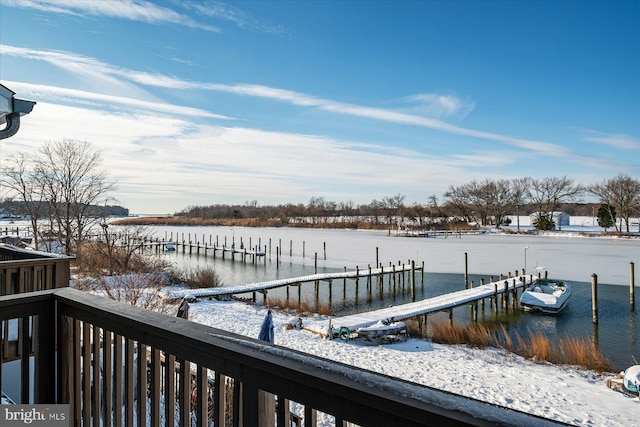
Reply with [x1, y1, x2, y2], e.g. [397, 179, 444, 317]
[111, 215, 640, 239]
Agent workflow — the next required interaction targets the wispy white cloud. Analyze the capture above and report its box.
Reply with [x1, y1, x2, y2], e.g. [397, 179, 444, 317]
[582, 130, 640, 150]
[4, 81, 234, 120]
[397, 93, 476, 120]
[1, 45, 627, 176]
[3, 99, 496, 213]
[183, 1, 288, 35]
[2, 0, 219, 32]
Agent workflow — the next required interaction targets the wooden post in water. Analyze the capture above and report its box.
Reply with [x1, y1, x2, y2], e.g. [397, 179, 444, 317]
[343, 266, 347, 299]
[503, 281, 509, 311]
[630, 262, 636, 312]
[470, 279, 477, 322]
[303, 241, 305, 258]
[411, 260, 416, 302]
[591, 273, 598, 324]
[355, 266, 360, 303]
[366, 265, 372, 301]
[324, 242, 327, 260]
[491, 281, 496, 312]
[464, 252, 469, 289]
[314, 253, 318, 296]
[392, 264, 397, 294]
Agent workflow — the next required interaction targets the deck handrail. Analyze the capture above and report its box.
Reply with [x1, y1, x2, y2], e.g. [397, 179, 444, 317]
[0, 288, 571, 427]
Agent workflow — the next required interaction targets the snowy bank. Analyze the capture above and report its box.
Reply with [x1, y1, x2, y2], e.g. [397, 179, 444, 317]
[189, 300, 639, 427]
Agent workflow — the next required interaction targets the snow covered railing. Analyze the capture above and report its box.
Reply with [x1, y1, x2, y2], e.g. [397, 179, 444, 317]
[0, 288, 570, 427]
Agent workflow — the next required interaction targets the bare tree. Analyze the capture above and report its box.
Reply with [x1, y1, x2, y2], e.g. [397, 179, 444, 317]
[381, 194, 406, 231]
[527, 176, 583, 230]
[34, 139, 116, 256]
[1, 152, 45, 249]
[510, 177, 531, 231]
[444, 184, 476, 223]
[589, 174, 640, 233]
[485, 179, 514, 228]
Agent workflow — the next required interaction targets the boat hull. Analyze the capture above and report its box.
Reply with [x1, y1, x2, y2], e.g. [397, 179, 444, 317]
[519, 279, 571, 314]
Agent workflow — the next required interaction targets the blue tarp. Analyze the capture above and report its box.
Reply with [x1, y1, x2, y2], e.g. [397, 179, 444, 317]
[258, 310, 274, 343]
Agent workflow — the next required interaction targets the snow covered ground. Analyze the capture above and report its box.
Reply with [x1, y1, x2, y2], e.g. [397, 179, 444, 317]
[188, 299, 639, 427]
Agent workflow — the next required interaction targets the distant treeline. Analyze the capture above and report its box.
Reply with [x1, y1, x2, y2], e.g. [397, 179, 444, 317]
[175, 175, 640, 232]
[177, 201, 599, 221]
[0, 200, 129, 218]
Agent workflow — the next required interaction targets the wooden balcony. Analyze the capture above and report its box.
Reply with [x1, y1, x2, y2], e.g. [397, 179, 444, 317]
[0, 248, 568, 426]
[0, 243, 72, 296]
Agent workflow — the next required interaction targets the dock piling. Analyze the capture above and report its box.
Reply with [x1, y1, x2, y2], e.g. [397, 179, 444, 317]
[631, 262, 635, 312]
[592, 273, 598, 324]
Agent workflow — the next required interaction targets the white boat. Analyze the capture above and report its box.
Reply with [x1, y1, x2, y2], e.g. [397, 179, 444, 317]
[606, 365, 640, 397]
[622, 365, 640, 396]
[519, 278, 571, 314]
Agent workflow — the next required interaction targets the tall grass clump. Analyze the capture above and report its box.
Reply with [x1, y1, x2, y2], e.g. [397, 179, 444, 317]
[266, 297, 334, 316]
[518, 331, 552, 361]
[410, 317, 612, 373]
[428, 318, 493, 348]
[555, 335, 612, 372]
[173, 265, 225, 289]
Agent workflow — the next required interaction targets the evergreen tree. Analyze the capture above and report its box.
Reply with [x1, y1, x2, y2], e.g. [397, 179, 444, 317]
[596, 204, 616, 231]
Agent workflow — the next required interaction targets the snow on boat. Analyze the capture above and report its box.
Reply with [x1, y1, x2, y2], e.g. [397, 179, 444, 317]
[356, 321, 407, 342]
[519, 278, 571, 314]
[607, 365, 640, 397]
[623, 365, 640, 395]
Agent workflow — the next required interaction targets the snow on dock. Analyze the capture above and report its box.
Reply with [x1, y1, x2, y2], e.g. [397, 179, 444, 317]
[169, 264, 419, 299]
[303, 276, 532, 337]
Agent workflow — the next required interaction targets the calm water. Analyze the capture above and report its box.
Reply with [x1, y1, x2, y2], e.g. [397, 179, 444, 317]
[3, 223, 635, 401]
[149, 225, 639, 372]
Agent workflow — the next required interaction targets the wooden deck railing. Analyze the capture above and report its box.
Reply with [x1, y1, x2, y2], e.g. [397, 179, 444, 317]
[0, 287, 572, 427]
[0, 244, 73, 365]
[0, 243, 72, 296]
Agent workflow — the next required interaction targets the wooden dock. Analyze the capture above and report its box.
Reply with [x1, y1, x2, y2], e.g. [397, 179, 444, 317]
[143, 240, 266, 262]
[303, 275, 533, 338]
[140, 232, 329, 266]
[169, 263, 421, 301]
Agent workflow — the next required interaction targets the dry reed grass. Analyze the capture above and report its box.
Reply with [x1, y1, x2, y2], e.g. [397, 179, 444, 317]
[412, 318, 612, 373]
[428, 318, 493, 348]
[266, 296, 334, 316]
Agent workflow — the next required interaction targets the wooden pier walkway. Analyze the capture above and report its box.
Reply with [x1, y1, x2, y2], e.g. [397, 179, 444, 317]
[303, 275, 533, 338]
[144, 240, 265, 259]
[169, 264, 420, 300]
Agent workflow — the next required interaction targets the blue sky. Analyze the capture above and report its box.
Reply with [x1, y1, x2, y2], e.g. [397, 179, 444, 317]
[0, 0, 638, 214]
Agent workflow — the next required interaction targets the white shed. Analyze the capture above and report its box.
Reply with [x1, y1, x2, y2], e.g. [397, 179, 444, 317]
[530, 212, 570, 228]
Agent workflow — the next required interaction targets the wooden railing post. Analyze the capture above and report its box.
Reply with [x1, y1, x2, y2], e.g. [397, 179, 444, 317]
[35, 299, 56, 402]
